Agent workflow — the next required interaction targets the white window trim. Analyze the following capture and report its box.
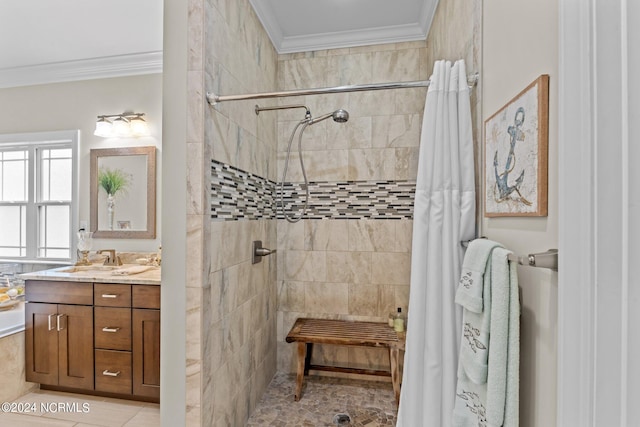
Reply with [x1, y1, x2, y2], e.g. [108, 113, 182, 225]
[0, 130, 79, 263]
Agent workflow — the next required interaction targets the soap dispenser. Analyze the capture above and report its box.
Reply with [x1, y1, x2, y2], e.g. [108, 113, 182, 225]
[393, 307, 405, 332]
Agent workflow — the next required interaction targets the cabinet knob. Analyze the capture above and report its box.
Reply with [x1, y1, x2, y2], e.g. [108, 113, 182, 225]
[102, 327, 121, 333]
[102, 370, 121, 377]
[101, 294, 118, 299]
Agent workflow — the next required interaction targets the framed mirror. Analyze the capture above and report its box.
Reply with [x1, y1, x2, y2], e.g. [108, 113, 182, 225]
[90, 146, 156, 238]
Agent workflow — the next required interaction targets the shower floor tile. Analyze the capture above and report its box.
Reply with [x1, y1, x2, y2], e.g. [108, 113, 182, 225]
[247, 372, 397, 426]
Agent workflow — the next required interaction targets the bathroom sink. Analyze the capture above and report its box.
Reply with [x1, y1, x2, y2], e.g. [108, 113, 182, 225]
[58, 265, 120, 273]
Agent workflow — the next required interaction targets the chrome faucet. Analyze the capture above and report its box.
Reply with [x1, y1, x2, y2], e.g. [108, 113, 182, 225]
[97, 249, 123, 266]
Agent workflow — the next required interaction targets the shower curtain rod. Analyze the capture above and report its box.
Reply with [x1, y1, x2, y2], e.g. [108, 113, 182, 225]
[206, 72, 479, 105]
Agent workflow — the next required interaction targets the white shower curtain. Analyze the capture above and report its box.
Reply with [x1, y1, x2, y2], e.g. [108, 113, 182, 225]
[396, 59, 476, 426]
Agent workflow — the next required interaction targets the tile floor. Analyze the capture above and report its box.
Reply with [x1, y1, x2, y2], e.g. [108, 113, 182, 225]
[0, 389, 159, 427]
[0, 373, 396, 426]
[247, 373, 398, 426]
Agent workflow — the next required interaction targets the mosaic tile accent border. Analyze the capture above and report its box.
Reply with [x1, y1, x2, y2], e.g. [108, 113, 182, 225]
[277, 181, 415, 219]
[211, 160, 415, 220]
[211, 161, 275, 220]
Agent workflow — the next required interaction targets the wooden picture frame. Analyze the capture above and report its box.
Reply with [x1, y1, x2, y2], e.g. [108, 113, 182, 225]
[484, 74, 549, 217]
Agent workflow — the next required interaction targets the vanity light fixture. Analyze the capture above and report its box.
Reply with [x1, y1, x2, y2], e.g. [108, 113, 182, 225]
[93, 113, 150, 138]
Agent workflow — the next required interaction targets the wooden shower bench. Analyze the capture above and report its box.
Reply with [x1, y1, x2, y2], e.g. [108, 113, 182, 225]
[286, 317, 404, 405]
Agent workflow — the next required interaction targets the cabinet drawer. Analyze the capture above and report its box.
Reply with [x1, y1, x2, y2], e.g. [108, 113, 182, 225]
[95, 350, 132, 394]
[94, 284, 131, 307]
[26, 281, 93, 305]
[132, 285, 160, 309]
[95, 307, 131, 351]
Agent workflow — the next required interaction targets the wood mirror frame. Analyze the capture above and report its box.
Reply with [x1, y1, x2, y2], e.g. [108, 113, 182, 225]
[90, 146, 156, 239]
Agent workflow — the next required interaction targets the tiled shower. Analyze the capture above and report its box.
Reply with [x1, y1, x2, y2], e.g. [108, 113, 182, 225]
[184, 0, 480, 425]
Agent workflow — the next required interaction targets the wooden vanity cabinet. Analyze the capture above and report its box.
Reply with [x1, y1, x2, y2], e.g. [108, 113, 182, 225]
[25, 280, 160, 402]
[25, 281, 94, 390]
[132, 285, 160, 398]
[94, 283, 160, 401]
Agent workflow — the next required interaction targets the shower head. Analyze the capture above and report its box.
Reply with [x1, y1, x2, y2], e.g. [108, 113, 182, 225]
[308, 109, 350, 125]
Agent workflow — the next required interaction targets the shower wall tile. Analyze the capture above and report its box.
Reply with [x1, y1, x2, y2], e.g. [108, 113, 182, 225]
[278, 280, 306, 312]
[395, 219, 414, 253]
[395, 147, 420, 181]
[304, 220, 349, 251]
[277, 149, 350, 183]
[305, 282, 349, 314]
[371, 49, 422, 83]
[348, 148, 396, 181]
[349, 90, 397, 118]
[326, 52, 374, 86]
[187, 215, 205, 288]
[348, 284, 391, 317]
[326, 116, 372, 150]
[347, 220, 397, 252]
[371, 252, 411, 285]
[371, 114, 421, 148]
[187, 71, 204, 145]
[284, 250, 327, 282]
[310, 344, 350, 367]
[394, 86, 427, 115]
[203, 0, 279, 425]
[282, 57, 328, 90]
[326, 251, 372, 284]
[348, 346, 390, 372]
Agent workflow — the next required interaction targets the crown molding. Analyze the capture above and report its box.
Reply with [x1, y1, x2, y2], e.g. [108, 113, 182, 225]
[277, 23, 427, 54]
[0, 51, 163, 89]
[250, 0, 432, 54]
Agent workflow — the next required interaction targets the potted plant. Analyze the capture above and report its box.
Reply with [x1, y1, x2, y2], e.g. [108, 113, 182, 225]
[98, 167, 130, 230]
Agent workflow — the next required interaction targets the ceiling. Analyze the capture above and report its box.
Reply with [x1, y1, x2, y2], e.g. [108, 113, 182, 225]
[0, 0, 163, 89]
[0, 0, 437, 88]
[249, 0, 438, 53]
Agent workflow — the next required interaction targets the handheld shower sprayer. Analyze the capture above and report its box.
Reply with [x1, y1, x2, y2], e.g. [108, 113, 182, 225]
[307, 109, 350, 125]
[281, 108, 349, 223]
[254, 103, 350, 222]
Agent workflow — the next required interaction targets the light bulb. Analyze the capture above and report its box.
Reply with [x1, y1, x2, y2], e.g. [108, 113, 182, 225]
[129, 116, 150, 136]
[94, 117, 113, 137]
[112, 116, 130, 136]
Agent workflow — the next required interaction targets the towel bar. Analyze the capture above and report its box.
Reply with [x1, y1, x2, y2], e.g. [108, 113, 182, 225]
[460, 239, 558, 271]
[507, 249, 558, 271]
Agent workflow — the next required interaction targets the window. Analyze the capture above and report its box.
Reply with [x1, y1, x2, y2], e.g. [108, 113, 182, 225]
[0, 131, 78, 262]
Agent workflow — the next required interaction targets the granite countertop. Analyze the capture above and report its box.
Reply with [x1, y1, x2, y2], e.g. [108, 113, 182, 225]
[20, 264, 161, 285]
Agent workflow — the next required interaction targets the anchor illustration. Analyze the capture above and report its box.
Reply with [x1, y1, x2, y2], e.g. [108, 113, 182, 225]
[493, 106, 532, 206]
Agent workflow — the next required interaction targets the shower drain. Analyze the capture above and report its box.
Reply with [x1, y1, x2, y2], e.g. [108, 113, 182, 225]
[333, 413, 351, 425]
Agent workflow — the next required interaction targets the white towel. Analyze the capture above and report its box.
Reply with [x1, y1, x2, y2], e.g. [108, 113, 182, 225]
[455, 239, 502, 384]
[453, 244, 520, 427]
[456, 239, 502, 313]
[111, 265, 155, 276]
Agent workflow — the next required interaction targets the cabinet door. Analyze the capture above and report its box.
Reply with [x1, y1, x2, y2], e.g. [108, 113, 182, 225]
[132, 309, 160, 399]
[58, 304, 94, 389]
[25, 303, 59, 385]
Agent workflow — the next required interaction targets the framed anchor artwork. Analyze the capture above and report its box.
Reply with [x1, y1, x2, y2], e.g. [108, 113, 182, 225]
[484, 74, 549, 217]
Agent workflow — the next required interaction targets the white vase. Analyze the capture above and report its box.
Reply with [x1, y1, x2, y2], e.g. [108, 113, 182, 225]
[107, 194, 115, 230]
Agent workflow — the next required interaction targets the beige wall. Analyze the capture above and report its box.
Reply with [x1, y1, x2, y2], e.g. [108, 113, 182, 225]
[483, 0, 559, 426]
[0, 75, 163, 253]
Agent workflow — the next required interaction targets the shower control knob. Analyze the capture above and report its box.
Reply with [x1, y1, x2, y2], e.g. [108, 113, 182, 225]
[252, 240, 277, 264]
